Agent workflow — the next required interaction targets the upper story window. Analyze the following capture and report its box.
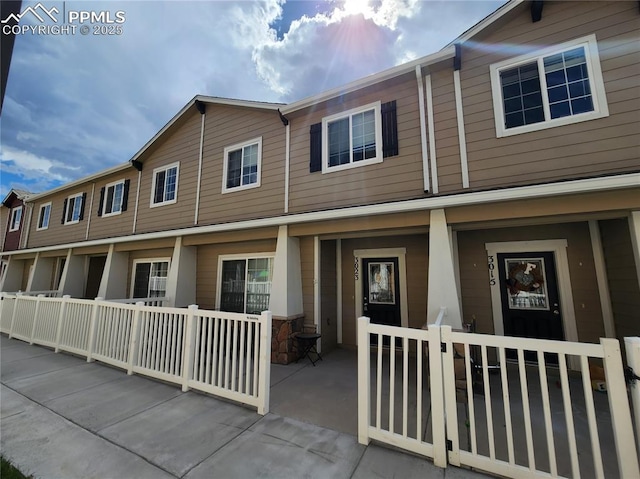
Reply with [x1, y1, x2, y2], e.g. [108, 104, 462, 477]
[98, 179, 129, 217]
[37, 203, 51, 231]
[9, 206, 22, 232]
[309, 100, 398, 174]
[222, 137, 262, 193]
[490, 34, 608, 137]
[62, 193, 85, 225]
[151, 163, 179, 207]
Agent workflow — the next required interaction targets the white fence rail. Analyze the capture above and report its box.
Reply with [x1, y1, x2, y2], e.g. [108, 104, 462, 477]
[107, 296, 169, 307]
[0, 293, 271, 414]
[357, 316, 639, 479]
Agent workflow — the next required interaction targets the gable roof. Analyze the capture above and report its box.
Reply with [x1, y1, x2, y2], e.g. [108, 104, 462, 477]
[2, 188, 31, 207]
[445, 0, 521, 47]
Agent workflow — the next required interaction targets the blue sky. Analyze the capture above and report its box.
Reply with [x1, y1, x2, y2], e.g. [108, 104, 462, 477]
[0, 0, 505, 198]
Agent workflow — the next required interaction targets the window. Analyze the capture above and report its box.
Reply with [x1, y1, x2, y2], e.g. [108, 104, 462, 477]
[490, 34, 608, 137]
[62, 193, 85, 225]
[131, 260, 170, 298]
[222, 137, 262, 193]
[310, 100, 397, 174]
[151, 163, 179, 207]
[9, 206, 22, 232]
[37, 203, 51, 231]
[218, 256, 273, 314]
[98, 179, 129, 217]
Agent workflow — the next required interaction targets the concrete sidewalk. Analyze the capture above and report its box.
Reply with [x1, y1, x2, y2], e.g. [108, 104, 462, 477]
[1, 335, 491, 479]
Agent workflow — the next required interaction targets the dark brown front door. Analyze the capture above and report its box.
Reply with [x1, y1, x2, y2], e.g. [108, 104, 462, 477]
[497, 252, 564, 362]
[84, 255, 106, 299]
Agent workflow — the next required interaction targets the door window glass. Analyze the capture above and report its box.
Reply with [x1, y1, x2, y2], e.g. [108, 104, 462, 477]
[504, 257, 549, 310]
[368, 261, 395, 304]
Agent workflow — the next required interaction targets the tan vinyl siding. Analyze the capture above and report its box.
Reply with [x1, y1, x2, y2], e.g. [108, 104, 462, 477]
[27, 187, 92, 248]
[457, 222, 605, 343]
[455, 1, 640, 192]
[134, 110, 202, 234]
[197, 106, 286, 224]
[288, 73, 427, 214]
[88, 169, 139, 241]
[300, 236, 315, 330]
[599, 218, 640, 343]
[194, 239, 277, 311]
[320, 240, 337, 352]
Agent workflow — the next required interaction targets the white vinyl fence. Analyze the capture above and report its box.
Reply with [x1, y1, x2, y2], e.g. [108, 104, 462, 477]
[357, 315, 639, 479]
[0, 293, 272, 414]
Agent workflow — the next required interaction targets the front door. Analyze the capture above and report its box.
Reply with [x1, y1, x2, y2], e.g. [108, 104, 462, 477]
[84, 255, 106, 299]
[363, 258, 401, 330]
[497, 252, 564, 361]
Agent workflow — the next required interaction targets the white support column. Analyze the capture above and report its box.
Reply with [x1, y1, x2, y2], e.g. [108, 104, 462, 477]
[629, 211, 640, 291]
[427, 209, 462, 328]
[269, 225, 303, 318]
[165, 236, 197, 307]
[97, 244, 129, 299]
[26, 252, 56, 292]
[59, 249, 85, 298]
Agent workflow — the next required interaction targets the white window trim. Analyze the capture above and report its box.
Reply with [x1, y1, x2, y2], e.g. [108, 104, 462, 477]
[64, 193, 83, 225]
[130, 258, 171, 298]
[322, 101, 383, 173]
[490, 34, 609, 138]
[150, 162, 179, 208]
[9, 206, 22, 232]
[36, 202, 51, 231]
[215, 253, 275, 311]
[101, 179, 125, 217]
[222, 137, 263, 194]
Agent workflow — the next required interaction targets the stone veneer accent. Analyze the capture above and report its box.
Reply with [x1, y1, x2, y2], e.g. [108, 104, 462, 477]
[271, 315, 305, 364]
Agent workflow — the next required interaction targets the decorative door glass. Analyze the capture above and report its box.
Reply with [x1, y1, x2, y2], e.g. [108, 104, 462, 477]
[368, 261, 395, 304]
[504, 257, 549, 310]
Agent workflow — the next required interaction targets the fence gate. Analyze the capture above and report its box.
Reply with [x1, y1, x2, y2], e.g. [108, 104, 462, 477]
[357, 317, 639, 479]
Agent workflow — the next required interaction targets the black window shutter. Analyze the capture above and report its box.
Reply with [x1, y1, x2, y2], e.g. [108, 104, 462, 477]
[381, 100, 398, 158]
[79, 192, 87, 220]
[61, 199, 68, 224]
[97, 187, 105, 217]
[309, 123, 322, 173]
[122, 179, 130, 211]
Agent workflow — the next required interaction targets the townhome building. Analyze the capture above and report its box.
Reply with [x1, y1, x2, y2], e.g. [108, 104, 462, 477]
[1, 0, 638, 364]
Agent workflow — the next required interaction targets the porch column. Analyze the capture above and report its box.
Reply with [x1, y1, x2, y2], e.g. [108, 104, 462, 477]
[26, 252, 56, 292]
[165, 236, 197, 307]
[0, 257, 24, 292]
[629, 211, 640, 290]
[59, 249, 85, 298]
[97, 244, 128, 299]
[427, 209, 462, 328]
[269, 225, 304, 364]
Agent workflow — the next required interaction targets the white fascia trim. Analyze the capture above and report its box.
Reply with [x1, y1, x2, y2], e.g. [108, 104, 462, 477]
[195, 95, 284, 111]
[6, 173, 639, 257]
[445, 0, 523, 47]
[280, 47, 455, 115]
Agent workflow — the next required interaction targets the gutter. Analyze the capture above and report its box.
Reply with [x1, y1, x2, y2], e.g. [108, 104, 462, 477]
[4, 173, 639, 257]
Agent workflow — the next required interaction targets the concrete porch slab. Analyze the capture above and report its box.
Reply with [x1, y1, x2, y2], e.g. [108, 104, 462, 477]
[1, 346, 84, 381]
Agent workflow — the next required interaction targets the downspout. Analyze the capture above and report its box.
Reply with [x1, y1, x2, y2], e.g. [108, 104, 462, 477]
[278, 110, 290, 213]
[20, 203, 34, 249]
[416, 65, 431, 193]
[194, 100, 206, 225]
[85, 183, 95, 240]
[131, 160, 143, 233]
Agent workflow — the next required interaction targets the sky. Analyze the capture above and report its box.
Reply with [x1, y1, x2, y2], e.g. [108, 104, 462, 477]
[0, 0, 506, 199]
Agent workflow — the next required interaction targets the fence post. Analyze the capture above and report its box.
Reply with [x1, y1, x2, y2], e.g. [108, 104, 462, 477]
[625, 337, 640, 457]
[181, 304, 198, 392]
[54, 295, 70, 353]
[601, 338, 640, 477]
[29, 294, 45, 345]
[256, 310, 272, 415]
[127, 301, 144, 375]
[86, 297, 103, 362]
[429, 322, 448, 469]
[9, 292, 23, 339]
[357, 316, 371, 445]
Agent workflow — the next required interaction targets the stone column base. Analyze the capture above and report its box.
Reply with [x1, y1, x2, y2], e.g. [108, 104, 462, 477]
[271, 315, 305, 364]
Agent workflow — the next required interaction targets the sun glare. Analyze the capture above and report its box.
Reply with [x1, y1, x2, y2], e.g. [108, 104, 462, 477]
[342, 0, 372, 16]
